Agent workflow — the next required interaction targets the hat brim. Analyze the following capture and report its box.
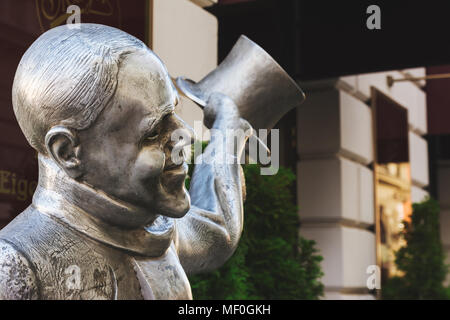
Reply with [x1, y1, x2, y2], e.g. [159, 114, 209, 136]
[175, 77, 208, 108]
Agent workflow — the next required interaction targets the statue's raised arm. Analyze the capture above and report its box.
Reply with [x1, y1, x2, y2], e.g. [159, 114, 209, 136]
[175, 93, 251, 275]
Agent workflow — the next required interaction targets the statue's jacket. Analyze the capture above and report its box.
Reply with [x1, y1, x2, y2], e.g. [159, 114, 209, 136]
[0, 204, 192, 300]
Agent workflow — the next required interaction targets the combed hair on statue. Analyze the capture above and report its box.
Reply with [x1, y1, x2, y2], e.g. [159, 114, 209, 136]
[12, 23, 146, 154]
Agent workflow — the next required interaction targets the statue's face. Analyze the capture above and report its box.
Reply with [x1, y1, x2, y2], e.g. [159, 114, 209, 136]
[78, 49, 193, 227]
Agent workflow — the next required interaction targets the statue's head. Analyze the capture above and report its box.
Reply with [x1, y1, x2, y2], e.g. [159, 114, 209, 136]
[12, 24, 193, 228]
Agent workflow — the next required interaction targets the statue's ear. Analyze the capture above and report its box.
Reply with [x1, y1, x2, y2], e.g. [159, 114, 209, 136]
[45, 126, 83, 179]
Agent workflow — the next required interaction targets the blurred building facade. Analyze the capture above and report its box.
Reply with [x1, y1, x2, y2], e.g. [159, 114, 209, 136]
[297, 69, 428, 299]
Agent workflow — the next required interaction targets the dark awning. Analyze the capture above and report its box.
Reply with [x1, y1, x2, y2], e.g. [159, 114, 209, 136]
[211, 0, 450, 81]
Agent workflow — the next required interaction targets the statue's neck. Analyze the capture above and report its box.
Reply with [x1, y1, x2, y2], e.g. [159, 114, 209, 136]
[32, 154, 174, 257]
[34, 154, 157, 228]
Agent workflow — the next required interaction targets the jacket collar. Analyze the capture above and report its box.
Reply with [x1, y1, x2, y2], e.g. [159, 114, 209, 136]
[32, 154, 175, 257]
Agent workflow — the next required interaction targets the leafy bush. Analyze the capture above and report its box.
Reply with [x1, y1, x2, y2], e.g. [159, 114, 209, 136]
[382, 198, 449, 299]
[188, 163, 324, 300]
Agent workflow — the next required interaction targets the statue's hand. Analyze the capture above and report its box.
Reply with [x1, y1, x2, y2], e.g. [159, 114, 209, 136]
[203, 92, 253, 157]
[203, 92, 249, 131]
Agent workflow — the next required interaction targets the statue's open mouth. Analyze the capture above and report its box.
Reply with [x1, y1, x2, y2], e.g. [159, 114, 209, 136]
[164, 162, 188, 174]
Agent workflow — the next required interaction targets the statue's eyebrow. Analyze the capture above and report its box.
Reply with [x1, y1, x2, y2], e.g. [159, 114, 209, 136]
[160, 103, 175, 116]
[143, 103, 175, 133]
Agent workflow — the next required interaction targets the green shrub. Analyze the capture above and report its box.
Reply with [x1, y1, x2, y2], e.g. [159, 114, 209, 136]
[382, 198, 449, 299]
[187, 162, 324, 300]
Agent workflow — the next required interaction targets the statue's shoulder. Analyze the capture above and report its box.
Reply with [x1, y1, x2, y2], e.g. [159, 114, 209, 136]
[0, 239, 39, 299]
[0, 207, 42, 299]
[0, 205, 79, 249]
[0, 205, 49, 239]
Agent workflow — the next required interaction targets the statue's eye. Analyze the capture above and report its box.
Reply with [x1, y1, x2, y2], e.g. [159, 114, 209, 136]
[145, 130, 159, 141]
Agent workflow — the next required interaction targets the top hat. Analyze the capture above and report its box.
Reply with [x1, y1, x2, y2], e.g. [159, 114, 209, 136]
[175, 35, 305, 132]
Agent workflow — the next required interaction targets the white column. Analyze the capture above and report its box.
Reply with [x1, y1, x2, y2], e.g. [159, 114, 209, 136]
[297, 85, 376, 299]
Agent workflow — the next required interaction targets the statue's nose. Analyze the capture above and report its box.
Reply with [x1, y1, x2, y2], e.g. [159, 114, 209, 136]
[172, 114, 195, 146]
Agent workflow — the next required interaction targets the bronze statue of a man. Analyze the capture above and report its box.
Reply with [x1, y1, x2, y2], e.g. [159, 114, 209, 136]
[0, 24, 250, 299]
